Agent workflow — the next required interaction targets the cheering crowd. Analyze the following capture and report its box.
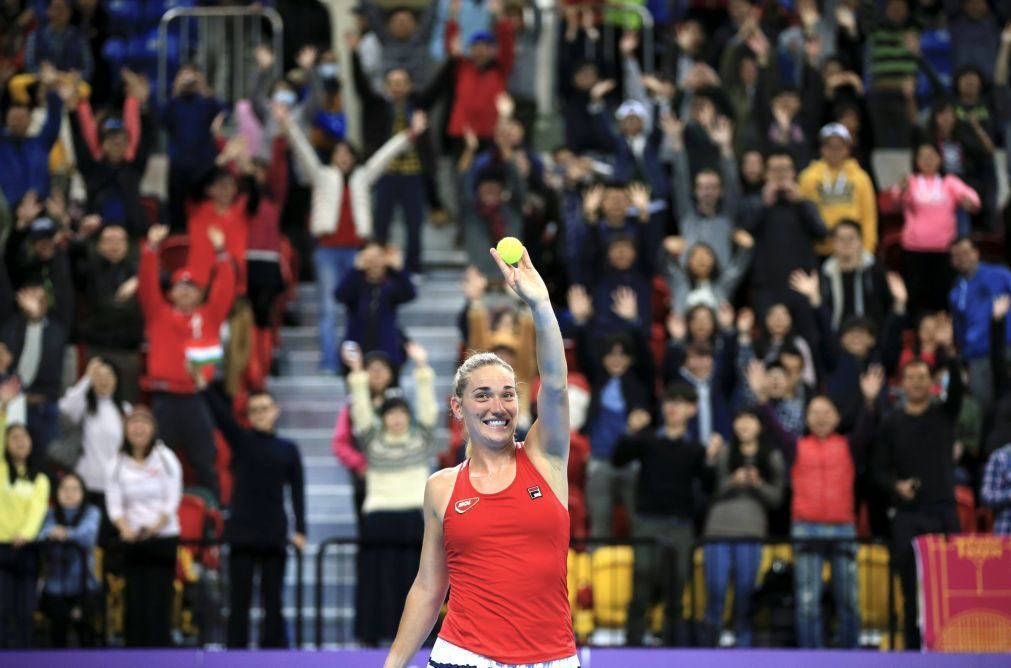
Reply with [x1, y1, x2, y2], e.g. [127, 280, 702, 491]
[2, 0, 1011, 653]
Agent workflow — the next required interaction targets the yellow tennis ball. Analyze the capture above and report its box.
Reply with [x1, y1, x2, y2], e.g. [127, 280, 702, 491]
[496, 237, 524, 265]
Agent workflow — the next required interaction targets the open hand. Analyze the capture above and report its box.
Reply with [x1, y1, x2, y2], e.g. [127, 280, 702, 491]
[405, 341, 429, 368]
[0, 376, 22, 405]
[461, 265, 488, 301]
[611, 286, 639, 322]
[491, 246, 549, 308]
[789, 270, 820, 305]
[859, 364, 885, 403]
[665, 310, 686, 340]
[568, 284, 593, 324]
[993, 294, 1011, 321]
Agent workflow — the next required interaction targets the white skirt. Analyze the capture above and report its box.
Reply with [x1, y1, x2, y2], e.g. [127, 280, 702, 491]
[428, 638, 580, 668]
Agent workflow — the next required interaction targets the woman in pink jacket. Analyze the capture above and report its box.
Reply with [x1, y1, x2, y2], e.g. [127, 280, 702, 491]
[897, 143, 980, 315]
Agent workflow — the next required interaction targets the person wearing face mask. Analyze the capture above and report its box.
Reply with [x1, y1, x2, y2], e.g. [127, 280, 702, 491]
[345, 340, 438, 647]
[191, 366, 305, 649]
[759, 366, 884, 649]
[276, 103, 424, 373]
[37, 472, 101, 647]
[105, 407, 181, 648]
[0, 376, 50, 649]
[875, 348, 963, 650]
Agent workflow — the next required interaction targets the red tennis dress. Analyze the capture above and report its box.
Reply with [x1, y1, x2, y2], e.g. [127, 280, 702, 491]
[438, 443, 576, 664]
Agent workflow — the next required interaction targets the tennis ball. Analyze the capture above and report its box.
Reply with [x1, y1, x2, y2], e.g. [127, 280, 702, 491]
[496, 237, 524, 265]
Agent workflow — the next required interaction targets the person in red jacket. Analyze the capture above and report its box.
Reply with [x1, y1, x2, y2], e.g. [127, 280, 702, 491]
[758, 365, 884, 649]
[139, 223, 237, 503]
[444, 0, 515, 153]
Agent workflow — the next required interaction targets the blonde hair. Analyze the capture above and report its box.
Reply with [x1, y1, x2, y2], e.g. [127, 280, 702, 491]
[453, 352, 515, 459]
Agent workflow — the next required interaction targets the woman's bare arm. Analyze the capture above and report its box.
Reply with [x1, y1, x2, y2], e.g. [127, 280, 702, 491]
[383, 472, 453, 668]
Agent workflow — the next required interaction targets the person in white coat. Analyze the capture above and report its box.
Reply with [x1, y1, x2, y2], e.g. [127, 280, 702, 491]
[275, 103, 428, 373]
[58, 357, 130, 543]
[105, 407, 181, 647]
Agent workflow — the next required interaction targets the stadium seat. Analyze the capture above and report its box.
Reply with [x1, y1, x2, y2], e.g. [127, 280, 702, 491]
[590, 545, 634, 627]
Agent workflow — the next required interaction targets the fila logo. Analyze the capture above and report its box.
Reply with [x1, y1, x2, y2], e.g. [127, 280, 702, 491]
[527, 485, 543, 500]
[454, 497, 480, 514]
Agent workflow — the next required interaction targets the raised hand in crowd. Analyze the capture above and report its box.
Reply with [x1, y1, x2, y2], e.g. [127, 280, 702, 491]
[626, 408, 651, 434]
[255, 45, 274, 70]
[666, 310, 686, 341]
[736, 307, 755, 340]
[567, 284, 593, 325]
[708, 116, 734, 156]
[405, 341, 429, 369]
[582, 184, 604, 220]
[994, 294, 1011, 321]
[745, 358, 768, 403]
[461, 266, 489, 302]
[147, 223, 170, 248]
[341, 340, 363, 372]
[589, 79, 616, 103]
[208, 225, 226, 253]
[886, 272, 908, 314]
[619, 29, 638, 57]
[859, 364, 885, 404]
[627, 183, 651, 221]
[15, 191, 43, 229]
[496, 93, 515, 120]
[296, 45, 318, 71]
[611, 286, 638, 323]
[16, 289, 46, 320]
[662, 235, 686, 257]
[0, 375, 21, 407]
[717, 301, 735, 331]
[661, 112, 684, 151]
[706, 433, 724, 464]
[789, 270, 821, 307]
[732, 229, 754, 249]
[385, 245, 404, 272]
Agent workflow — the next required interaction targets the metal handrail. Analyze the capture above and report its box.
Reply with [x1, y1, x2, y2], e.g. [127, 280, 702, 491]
[157, 6, 284, 106]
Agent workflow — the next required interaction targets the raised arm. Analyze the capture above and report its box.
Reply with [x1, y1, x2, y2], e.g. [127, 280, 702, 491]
[490, 247, 569, 465]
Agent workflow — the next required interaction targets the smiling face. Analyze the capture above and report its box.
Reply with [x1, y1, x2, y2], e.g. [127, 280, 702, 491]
[806, 396, 840, 439]
[452, 364, 518, 448]
[602, 343, 632, 377]
[607, 239, 636, 271]
[901, 361, 934, 405]
[125, 416, 155, 454]
[916, 144, 942, 175]
[92, 362, 117, 397]
[382, 405, 411, 436]
[765, 304, 792, 338]
[247, 393, 280, 433]
[733, 412, 761, 443]
[58, 474, 85, 510]
[686, 245, 716, 280]
[5, 425, 31, 463]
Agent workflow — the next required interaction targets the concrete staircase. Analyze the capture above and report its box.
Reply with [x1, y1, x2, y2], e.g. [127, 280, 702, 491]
[271, 222, 467, 647]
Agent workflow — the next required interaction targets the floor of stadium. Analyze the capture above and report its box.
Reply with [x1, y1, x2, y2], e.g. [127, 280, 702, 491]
[4, 649, 1008, 667]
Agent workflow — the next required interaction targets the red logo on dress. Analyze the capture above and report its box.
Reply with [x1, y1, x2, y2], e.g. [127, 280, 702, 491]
[454, 497, 480, 514]
[527, 485, 543, 500]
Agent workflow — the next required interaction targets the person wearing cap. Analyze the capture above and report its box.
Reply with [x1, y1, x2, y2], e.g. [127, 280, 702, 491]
[344, 340, 439, 646]
[138, 223, 236, 502]
[443, 0, 516, 151]
[4, 210, 75, 323]
[105, 406, 182, 647]
[190, 368, 305, 649]
[0, 235, 72, 472]
[68, 75, 155, 239]
[798, 122, 878, 256]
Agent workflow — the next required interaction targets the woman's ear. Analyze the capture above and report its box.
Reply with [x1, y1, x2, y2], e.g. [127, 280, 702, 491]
[449, 396, 463, 421]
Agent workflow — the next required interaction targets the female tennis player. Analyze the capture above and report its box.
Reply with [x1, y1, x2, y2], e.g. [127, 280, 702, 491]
[384, 247, 577, 668]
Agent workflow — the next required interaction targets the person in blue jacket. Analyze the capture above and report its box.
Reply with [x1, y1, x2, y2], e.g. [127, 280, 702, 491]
[950, 236, 1011, 415]
[38, 473, 101, 647]
[0, 86, 62, 205]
